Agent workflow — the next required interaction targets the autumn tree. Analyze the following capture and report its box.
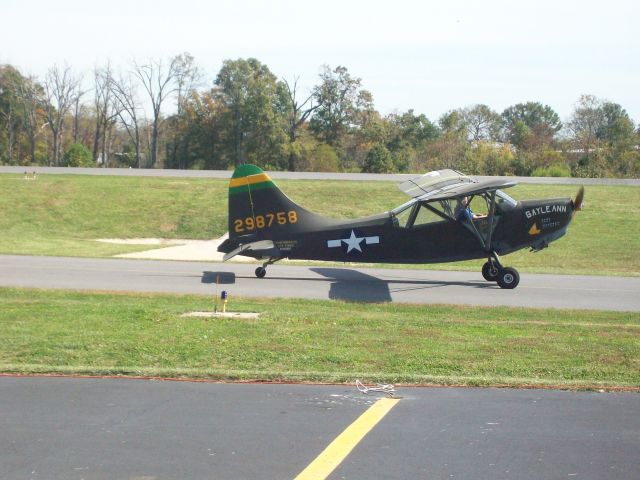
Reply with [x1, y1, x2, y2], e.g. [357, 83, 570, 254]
[501, 102, 562, 150]
[166, 53, 202, 169]
[567, 95, 638, 176]
[15, 74, 46, 164]
[362, 143, 393, 173]
[310, 65, 368, 149]
[176, 89, 227, 169]
[459, 104, 502, 142]
[213, 58, 287, 168]
[422, 110, 471, 171]
[596, 101, 636, 151]
[0, 65, 26, 163]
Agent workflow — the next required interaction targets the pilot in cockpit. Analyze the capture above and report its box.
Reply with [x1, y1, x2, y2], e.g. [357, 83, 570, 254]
[455, 196, 486, 221]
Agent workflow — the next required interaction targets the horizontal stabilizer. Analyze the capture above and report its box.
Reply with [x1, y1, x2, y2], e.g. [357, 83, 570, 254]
[223, 240, 275, 262]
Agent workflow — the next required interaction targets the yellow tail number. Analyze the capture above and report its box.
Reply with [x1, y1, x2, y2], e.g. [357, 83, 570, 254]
[233, 210, 298, 233]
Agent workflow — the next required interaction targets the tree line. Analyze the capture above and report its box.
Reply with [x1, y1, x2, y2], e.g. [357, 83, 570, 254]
[1, 55, 638, 177]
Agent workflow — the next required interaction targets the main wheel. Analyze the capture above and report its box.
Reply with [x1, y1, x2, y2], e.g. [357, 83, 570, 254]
[255, 266, 267, 278]
[482, 261, 500, 281]
[497, 267, 520, 289]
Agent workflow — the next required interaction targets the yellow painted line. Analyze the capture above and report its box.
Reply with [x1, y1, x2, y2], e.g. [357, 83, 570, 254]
[294, 397, 399, 480]
[228, 172, 272, 188]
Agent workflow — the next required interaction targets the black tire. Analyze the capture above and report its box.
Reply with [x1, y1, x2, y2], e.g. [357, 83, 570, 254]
[255, 267, 267, 278]
[497, 267, 520, 289]
[482, 261, 500, 281]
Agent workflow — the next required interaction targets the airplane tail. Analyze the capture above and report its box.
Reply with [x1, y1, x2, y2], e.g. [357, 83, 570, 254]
[226, 164, 333, 241]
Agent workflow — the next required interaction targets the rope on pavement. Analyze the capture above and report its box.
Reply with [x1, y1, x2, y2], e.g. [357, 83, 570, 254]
[356, 379, 396, 397]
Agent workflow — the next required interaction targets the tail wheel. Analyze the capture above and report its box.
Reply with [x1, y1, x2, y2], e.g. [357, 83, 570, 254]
[482, 261, 500, 281]
[255, 267, 267, 278]
[497, 267, 520, 289]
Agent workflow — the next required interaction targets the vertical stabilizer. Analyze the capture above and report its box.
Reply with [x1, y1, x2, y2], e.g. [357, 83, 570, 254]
[227, 165, 332, 239]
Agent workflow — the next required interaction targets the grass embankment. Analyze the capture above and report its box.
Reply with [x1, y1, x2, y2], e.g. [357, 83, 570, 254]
[1, 288, 638, 389]
[1, 173, 639, 275]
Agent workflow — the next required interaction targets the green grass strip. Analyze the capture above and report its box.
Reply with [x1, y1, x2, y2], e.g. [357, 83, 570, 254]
[1, 288, 637, 390]
[1, 173, 639, 275]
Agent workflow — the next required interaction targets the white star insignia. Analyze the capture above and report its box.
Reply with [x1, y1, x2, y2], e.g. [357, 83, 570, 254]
[343, 230, 364, 253]
[327, 230, 380, 253]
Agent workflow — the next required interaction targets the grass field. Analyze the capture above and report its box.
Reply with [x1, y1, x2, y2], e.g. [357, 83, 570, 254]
[1, 173, 639, 275]
[1, 288, 638, 389]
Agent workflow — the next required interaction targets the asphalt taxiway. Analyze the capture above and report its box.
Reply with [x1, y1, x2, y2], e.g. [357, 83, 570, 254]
[1, 376, 638, 480]
[2, 165, 639, 185]
[1, 254, 639, 311]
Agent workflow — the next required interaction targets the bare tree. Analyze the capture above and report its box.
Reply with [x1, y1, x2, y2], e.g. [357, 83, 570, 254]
[110, 73, 143, 168]
[282, 76, 320, 171]
[566, 94, 605, 155]
[132, 57, 180, 167]
[72, 81, 85, 143]
[92, 63, 123, 166]
[42, 64, 81, 165]
[93, 65, 108, 162]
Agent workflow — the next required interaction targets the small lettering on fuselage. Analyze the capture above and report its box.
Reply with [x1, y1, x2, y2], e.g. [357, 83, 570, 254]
[525, 204, 567, 219]
[540, 217, 561, 229]
[275, 240, 298, 251]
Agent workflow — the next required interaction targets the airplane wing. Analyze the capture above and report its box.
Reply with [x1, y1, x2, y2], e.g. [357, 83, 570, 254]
[423, 179, 517, 201]
[399, 169, 516, 201]
[398, 169, 474, 198]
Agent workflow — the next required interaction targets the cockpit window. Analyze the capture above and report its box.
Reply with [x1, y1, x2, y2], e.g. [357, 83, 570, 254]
[413, 203, 447, 226]
[391, 189, 517, 229]
[392, 198, 452, 228]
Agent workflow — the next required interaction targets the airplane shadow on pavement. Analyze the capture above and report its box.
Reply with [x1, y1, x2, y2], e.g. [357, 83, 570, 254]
[201, 268, 494, 303]
[201, 268, 393, 302]
[310, 267, 393, 302]
[309, 268, 495, 302]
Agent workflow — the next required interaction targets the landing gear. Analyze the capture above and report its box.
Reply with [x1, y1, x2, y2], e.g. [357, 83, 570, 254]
[253, 257, 281, 278]
[497, 267, 519, 289]
[481, 260, 500, 281]
[482, 253, 520, 289]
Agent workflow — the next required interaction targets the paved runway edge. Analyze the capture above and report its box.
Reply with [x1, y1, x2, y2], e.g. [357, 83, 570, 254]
[1, 255, 639, 311]
[1, 377, 638, 480]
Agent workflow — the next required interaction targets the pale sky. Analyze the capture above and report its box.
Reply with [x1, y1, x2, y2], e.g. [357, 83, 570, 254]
[2, 0, 638, 123]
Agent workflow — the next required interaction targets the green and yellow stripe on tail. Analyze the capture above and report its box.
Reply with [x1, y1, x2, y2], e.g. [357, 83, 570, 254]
[229, 164, 277, 196]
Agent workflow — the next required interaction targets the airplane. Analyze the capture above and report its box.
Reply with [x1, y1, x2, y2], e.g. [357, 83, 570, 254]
[217, 165, 584, 289]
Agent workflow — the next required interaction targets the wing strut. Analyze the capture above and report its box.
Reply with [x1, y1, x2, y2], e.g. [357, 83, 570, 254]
[460, 190, 498, 252]
[484, 190, 497, 253]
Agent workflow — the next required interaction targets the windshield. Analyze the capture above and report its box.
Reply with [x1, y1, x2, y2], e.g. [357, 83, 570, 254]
[391, 198, 417, 227]
[496, 189, 517, 210]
